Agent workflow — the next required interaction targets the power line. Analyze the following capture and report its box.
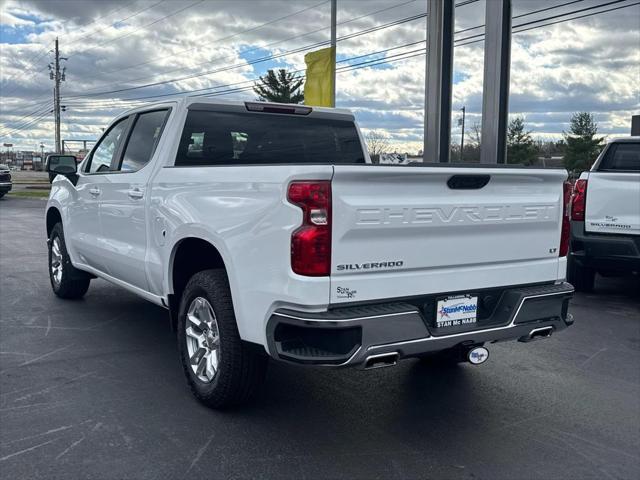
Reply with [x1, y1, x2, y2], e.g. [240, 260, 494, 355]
[77, 0, 204, 57]
[66, 0, 164, 48]
[2, 0, 635, 137]
[455, 0, 586, 35]
[457, 0, 639, 47]
[74, 0, 471, 92]
[0, 103, 54, 135]
[63, 11, 437, 99]
[0, 1, 161, 105]
[456, 0, 630, 43]
[0, 110, 53, 138]
[98, 0, 640, 106]
[95, 0, 333, 77]
[0, 0, 447, 108]
[63, 0, 611, 101]
[84, 0, 415, 89]
[0, 1, 144, 92]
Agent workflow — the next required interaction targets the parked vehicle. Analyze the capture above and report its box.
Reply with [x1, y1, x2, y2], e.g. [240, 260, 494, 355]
[45, 99, 574, 408]
[0, 164, 12, 198]
[568, 137, 640, 291]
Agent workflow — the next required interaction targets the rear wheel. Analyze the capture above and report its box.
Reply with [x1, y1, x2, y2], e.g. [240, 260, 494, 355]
[567, 255, 595, 292]
[48, 223, 91, 299]
[177, 269, 268, 409]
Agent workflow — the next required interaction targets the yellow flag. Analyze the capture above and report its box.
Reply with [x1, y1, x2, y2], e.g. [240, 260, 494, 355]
[304, 47, 335, 107]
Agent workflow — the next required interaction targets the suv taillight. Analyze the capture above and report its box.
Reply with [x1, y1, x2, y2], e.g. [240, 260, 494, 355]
[287, 181, 331, 276]
[560, 181, 571, 257]
[570, 179, 587, 221]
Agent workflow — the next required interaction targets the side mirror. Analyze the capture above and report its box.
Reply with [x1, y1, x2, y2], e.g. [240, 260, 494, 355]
[46, 155, 78, 185]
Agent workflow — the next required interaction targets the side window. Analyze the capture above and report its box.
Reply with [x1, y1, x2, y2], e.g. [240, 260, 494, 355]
[118, 109, 169, 173]
[86, 118, 129, 173]
[599, 143, 640, 172]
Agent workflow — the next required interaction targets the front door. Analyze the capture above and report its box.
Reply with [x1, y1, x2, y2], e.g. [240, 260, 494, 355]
[98, 109, 170, 291]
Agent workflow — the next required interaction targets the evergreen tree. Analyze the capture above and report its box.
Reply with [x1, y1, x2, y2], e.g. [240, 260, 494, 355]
[563, 112, 604, 173]
[253, 69, 304, 104]
[507, 116, 537, 165]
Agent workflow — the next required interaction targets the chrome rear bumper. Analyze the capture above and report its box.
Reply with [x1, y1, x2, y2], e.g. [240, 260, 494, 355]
[266, 282, 574, 367]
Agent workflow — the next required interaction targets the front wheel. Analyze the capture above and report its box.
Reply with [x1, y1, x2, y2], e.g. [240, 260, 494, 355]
[48, 223, 91, 299]
[177, 269, 268, 409]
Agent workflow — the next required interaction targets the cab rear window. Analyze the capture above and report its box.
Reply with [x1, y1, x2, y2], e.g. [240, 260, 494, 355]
[174, 111, 365, 166]
[599, 143, 640, 172]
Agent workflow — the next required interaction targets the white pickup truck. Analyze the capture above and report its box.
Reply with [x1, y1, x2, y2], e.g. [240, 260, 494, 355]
[568, 137, 640, 291]
[45, 98, 574, 408]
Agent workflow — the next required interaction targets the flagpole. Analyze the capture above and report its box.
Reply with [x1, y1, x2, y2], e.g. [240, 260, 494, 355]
[330, 0, 337, 107]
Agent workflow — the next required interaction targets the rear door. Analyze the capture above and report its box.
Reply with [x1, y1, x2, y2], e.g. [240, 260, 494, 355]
[68, 116, 131, 273]
[585, 141, 640, 235]
[98, 108, 170, 291]
[330, 165, 568, 304]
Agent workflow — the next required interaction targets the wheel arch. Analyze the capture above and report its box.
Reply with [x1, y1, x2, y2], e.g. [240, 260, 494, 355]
[46, 206, 63, 237]
[167, 236, 229, 330]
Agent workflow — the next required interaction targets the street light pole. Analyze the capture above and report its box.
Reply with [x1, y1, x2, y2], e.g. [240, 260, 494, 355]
[330, 0, 337, 108]
[460, 106, 466, 160]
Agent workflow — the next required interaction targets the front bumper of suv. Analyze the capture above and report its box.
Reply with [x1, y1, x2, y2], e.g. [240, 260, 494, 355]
[0, 181, 12, 193]
[266, 282, 574, 367]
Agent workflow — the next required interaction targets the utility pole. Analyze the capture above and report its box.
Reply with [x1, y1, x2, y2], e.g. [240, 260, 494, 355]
[49, 37, 67, 154]
[330, 0, 337, 107]
[459, 106, 466, 160]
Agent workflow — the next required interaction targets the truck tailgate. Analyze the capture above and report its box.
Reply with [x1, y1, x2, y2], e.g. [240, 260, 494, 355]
[584, 172, 640, 235]
[330, 165, 567, 304]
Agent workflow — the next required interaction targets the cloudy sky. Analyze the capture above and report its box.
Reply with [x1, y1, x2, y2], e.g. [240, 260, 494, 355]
[0, 0, 638, 153]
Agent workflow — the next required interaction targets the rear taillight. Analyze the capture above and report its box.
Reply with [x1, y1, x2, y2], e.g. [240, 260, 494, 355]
[288, 181, 331, 276]
[560, 181, 571, 257]
[570, 179, 587, 221]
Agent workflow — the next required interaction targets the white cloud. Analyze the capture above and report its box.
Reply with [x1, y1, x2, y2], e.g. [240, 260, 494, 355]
[0, 0, 638, 152]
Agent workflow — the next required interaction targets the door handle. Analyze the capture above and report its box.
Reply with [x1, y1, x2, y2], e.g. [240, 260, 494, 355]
[89, 187, 101, 197]
[128, 188, 144, 199]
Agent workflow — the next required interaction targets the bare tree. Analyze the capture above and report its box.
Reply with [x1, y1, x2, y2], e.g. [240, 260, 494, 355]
[469, 122, 482, 147]
[365, 130, 389, 163]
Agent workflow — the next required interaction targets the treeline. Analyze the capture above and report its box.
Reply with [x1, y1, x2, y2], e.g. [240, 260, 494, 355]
[450, 112, 605, 174]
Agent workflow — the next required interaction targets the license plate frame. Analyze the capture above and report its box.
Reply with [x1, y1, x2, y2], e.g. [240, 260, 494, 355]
[435, 294, 478, 328]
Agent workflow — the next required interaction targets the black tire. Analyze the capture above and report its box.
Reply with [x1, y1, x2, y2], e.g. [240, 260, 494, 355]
[567, 255, 595, 292]
[48, 223, 91, 299]
[0, 192, 5, 199]
[177, 269, 268, 409]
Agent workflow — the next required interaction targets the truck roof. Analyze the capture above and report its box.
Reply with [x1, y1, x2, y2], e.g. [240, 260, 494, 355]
[607, 136, 640, 143]
[121, 97, 355, 121]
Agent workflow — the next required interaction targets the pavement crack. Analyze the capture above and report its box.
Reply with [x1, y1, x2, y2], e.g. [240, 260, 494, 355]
[17, 345, 71, 367]
[186, 432, 215, 475]
[0, 438, 58, 462]
[55, 435, 85, 461]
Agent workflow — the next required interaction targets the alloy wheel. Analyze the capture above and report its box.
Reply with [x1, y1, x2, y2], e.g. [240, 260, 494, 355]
[185, 296, 221, 383]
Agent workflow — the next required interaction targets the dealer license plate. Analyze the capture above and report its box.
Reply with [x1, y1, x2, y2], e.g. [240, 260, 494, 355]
[435, 295, 478, 328]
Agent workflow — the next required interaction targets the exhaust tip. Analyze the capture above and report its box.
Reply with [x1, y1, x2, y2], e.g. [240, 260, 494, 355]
[364, 352, 399, 370]
[528, 326, 554, 341]
[467, 346, 489, 365]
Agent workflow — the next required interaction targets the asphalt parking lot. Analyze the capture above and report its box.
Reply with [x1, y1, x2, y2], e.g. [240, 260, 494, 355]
[1, 196, 639, 480]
